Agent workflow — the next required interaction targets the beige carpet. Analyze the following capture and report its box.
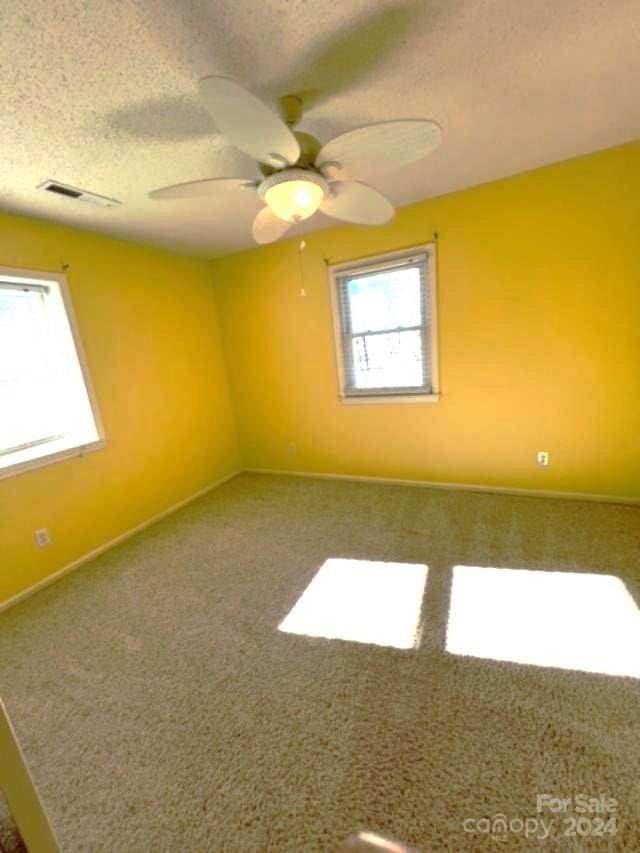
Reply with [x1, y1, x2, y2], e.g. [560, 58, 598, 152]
[0, 796, 24, 853]
[1, 473, 639, 851]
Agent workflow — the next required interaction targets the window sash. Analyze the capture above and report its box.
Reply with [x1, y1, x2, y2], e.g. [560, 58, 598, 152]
[335, 253, 432, 397]
[0, 434, 66, 459]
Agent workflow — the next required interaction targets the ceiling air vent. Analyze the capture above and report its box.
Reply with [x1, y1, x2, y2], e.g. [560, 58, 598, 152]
[37, 180, 121, 208]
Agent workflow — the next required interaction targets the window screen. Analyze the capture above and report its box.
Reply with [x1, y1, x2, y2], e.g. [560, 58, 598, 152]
[0, 285, 64, 454]
[333, 250, 435, 398]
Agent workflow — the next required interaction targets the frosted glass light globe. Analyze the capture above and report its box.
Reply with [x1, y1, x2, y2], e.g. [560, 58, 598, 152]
[259, 169, 328, 223]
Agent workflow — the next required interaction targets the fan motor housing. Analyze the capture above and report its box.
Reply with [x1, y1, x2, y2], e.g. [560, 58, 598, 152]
[259, 131, 322, 176]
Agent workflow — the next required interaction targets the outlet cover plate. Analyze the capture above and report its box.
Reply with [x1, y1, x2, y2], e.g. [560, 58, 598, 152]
[34, 528, 51, 548]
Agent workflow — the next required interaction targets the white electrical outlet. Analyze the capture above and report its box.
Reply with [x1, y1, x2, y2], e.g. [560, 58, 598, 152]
[537, 451, 550, 467]
[34, 528, 51, 548]
[288, 442, 297, 455]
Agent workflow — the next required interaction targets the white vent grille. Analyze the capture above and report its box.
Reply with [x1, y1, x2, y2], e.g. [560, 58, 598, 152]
[37, 180, 121, 208]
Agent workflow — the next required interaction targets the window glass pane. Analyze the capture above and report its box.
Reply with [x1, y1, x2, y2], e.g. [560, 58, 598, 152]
[0, 289, 63, 453]
[351, 329, 424, 389]
[347, 266, 421, 334]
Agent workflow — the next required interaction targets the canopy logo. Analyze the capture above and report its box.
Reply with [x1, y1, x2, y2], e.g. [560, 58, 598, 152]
[463, 794, 619, 841]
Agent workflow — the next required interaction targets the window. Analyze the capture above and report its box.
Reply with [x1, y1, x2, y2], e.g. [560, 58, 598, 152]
[0, 267, 104, 479]
[329, 245, 439, 402]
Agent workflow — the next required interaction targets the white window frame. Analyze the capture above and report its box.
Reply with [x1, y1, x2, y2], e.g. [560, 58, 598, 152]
[0, 265, 105, 481]
[328, 244, 440, 404]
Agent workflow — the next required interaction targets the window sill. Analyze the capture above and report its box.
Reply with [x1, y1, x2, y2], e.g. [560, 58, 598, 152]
[339, 393, 441, 405]
[0, 437, 106, 481]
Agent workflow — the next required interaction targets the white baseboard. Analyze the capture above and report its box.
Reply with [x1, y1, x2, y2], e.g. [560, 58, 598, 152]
[245, 467, 640, 506]
[0, 470, 241, 614]
[4, 466, 637, 614]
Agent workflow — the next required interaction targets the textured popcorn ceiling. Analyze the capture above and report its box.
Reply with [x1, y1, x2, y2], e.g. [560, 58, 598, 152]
[1, 0, 639, 257]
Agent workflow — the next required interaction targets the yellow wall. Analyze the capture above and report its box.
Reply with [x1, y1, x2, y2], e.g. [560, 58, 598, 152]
[2, 142, 638, 605]
[212, 142, 640, 500]
[1, 212, 240, 606]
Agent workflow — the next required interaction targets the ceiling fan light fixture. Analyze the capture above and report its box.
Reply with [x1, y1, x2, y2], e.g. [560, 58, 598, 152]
[259, 168, 328, 222]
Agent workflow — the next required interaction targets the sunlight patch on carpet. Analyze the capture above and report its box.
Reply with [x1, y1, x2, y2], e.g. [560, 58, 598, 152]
[279, 559, 428, 649]
[446, 566, 640, 678]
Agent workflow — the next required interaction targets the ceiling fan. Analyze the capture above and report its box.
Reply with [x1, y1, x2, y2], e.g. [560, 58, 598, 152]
[148, 76, 441, 245]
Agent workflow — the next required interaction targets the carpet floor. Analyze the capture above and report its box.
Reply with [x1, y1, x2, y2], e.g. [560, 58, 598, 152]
[1, 473, 639, 851]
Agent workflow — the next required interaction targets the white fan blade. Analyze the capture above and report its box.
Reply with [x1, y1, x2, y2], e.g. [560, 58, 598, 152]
[316, 120, 441, 180]
[199, 76, 300, 168]
[320, 181, 394, 225]
[252, 207, 292, 244]
[149, 177, 256, 201]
